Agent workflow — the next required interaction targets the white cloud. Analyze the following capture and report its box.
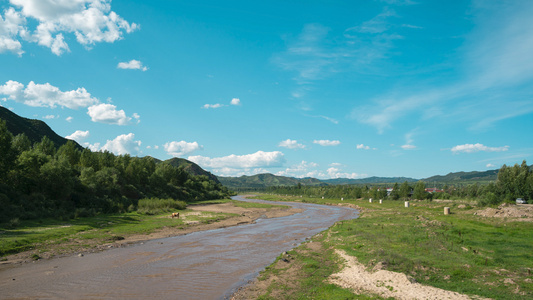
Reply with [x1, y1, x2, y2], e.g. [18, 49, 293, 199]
[0, 80, 98, 109]
[101, 133, 141, 155]
[117, 59, 148, 71]
[486, 163, 496, 168]
[202, 103, 224, 109]
[2, 0, 138, 56]
[276, 161, 319, 178]
[66, 130, 89, 142]
[42, 114, 58, 119]
[203, 98, 241, 109]
[0, 7, 25, 56]
[65, 116, 73, 122]
[401, 144, 416, 150]
[87, 103, 137, 125]
[326, 167, 365, 179]
[451, 143, 509, 154]
[279, 139, 306, 149]
[356, 144, 371, 150]
[313, 139, 340, 146]
[188, 151, 285, 169]
[164, 141, 203, 157]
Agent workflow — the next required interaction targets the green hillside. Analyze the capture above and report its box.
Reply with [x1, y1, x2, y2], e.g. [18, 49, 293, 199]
[0, 106, 82, 149]
[162, 157, 220, 184]
[218, 173, 325, 188]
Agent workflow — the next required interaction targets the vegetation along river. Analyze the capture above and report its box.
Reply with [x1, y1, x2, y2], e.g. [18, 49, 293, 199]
[0, 196, 358, 299]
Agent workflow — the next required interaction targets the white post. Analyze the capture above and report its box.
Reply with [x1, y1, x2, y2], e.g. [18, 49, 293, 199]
[379, 199, 383, 204]
[405, 201, 409, 208]
[444, 207, 450, 215]
[341, 197, 344, 201]
[369, 198, 372, 203]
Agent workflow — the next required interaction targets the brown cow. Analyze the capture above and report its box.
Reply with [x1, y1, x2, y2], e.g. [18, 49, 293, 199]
[171, 212, 180, 219]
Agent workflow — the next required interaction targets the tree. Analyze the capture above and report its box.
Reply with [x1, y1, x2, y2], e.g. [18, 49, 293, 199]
[0, 119, 15, 179]
[413, 181, 427, 200]
[399, 181, 411, 199]
[389, 182, 400, 200]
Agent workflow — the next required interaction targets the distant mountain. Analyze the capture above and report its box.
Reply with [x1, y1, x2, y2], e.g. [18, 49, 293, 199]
[162, 157, 220, 184]
[322, 176, 418, 185]
[218, 173, 326, 188]
[421, 169, 499, 183]
[0, 106, 82, 149]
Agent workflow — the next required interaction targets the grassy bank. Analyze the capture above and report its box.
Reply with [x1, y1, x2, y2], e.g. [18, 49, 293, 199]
[247, 194, 533, 299]
[0, 198, 291, 260]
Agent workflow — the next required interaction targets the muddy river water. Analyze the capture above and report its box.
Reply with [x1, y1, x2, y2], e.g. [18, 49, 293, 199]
[0, 196, 358, 299]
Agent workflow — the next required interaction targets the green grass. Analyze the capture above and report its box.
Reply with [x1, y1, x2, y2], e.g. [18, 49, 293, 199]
[251, 194, 533, 299]
[0, 208, 232, 257]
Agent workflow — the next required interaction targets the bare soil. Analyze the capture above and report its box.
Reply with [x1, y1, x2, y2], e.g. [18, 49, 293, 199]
[0, 203, 301, 269]
[474, 203, 533, 221]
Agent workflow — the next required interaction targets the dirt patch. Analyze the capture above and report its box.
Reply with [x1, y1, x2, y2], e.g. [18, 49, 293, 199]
[474, 203, 533, 221]
[329, 249, 483, 300]
[0, 203, 301, 269]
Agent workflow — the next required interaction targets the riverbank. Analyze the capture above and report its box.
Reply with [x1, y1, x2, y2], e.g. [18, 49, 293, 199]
[231, 194, 533, 299]
[0, 198, 300, 269]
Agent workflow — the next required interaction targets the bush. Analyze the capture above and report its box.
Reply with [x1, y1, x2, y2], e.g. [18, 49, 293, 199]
[137, 198, 187, 215]
[478, 192, 500, 207]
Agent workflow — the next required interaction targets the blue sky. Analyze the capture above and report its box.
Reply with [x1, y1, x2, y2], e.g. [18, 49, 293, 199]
[1, 0, 532, 179]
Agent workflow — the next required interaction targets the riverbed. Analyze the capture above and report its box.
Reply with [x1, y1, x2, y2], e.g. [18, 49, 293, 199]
[0, 196, 358, 299]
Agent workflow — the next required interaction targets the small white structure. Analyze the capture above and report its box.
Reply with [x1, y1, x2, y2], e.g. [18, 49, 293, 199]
[379, 199, 383, 204]
[405, 201, 409, 208]
[444, 207, 450, 215]
[369, 198, 373, 203]
[322, 196, 324, 199]
[341, 197, 344, 201]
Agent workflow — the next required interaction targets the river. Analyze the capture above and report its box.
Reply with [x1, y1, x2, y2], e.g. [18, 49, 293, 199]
[0, 196, 358, 299]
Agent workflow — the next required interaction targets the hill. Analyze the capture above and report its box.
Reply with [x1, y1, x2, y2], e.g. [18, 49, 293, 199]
[322, 176, 418, 185]
[0, 106, 82, 149]
[162, 157, 220, 184]
[422, 169, 499, 183]
[218, 173, 326, 188]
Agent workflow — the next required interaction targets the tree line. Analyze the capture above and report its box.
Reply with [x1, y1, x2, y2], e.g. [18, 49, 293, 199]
[254, 161, 532, 206]
[0, 120, 231, 223]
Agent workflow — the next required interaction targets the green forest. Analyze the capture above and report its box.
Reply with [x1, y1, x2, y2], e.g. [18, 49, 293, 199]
[0, 119, 231, 223]
[255, 161, 533, 206]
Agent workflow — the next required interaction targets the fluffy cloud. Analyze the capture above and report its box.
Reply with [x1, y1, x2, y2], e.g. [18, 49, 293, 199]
[356, 144, 374, 150]
[230, 98, 241, 105]
[42, 114, 58, 119]
[101, 133, 141, 155]
[66, 130, 89, 142]
[276, 161, 318, 178]
[279, 139, 306, 149]
[117, 59, 148, 71]
[0, 7, 25, 56]
[326, 167, 365, 179]
[164, 141, 202, 157]
[65, 116, 73, 122]
[87, 103, 138, 125]
[188, 151, 285, 169]
[451, 143, 509, 154]
[313, 139, 341, 146]
[1, 0, 138, 55]
[0, 80, 98, 109]
[486, 163, 496, 168]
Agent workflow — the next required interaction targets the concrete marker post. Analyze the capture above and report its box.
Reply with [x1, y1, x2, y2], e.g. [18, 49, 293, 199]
[405, 201, 409, 208]
[444, 207, 450, 215]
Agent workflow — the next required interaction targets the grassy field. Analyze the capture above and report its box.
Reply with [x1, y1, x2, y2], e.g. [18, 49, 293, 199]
[249, 194, 533, 299]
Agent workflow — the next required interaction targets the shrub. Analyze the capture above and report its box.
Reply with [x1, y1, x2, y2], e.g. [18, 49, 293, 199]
[137, 198, 187, 215]
[478, 192, 500, 207]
